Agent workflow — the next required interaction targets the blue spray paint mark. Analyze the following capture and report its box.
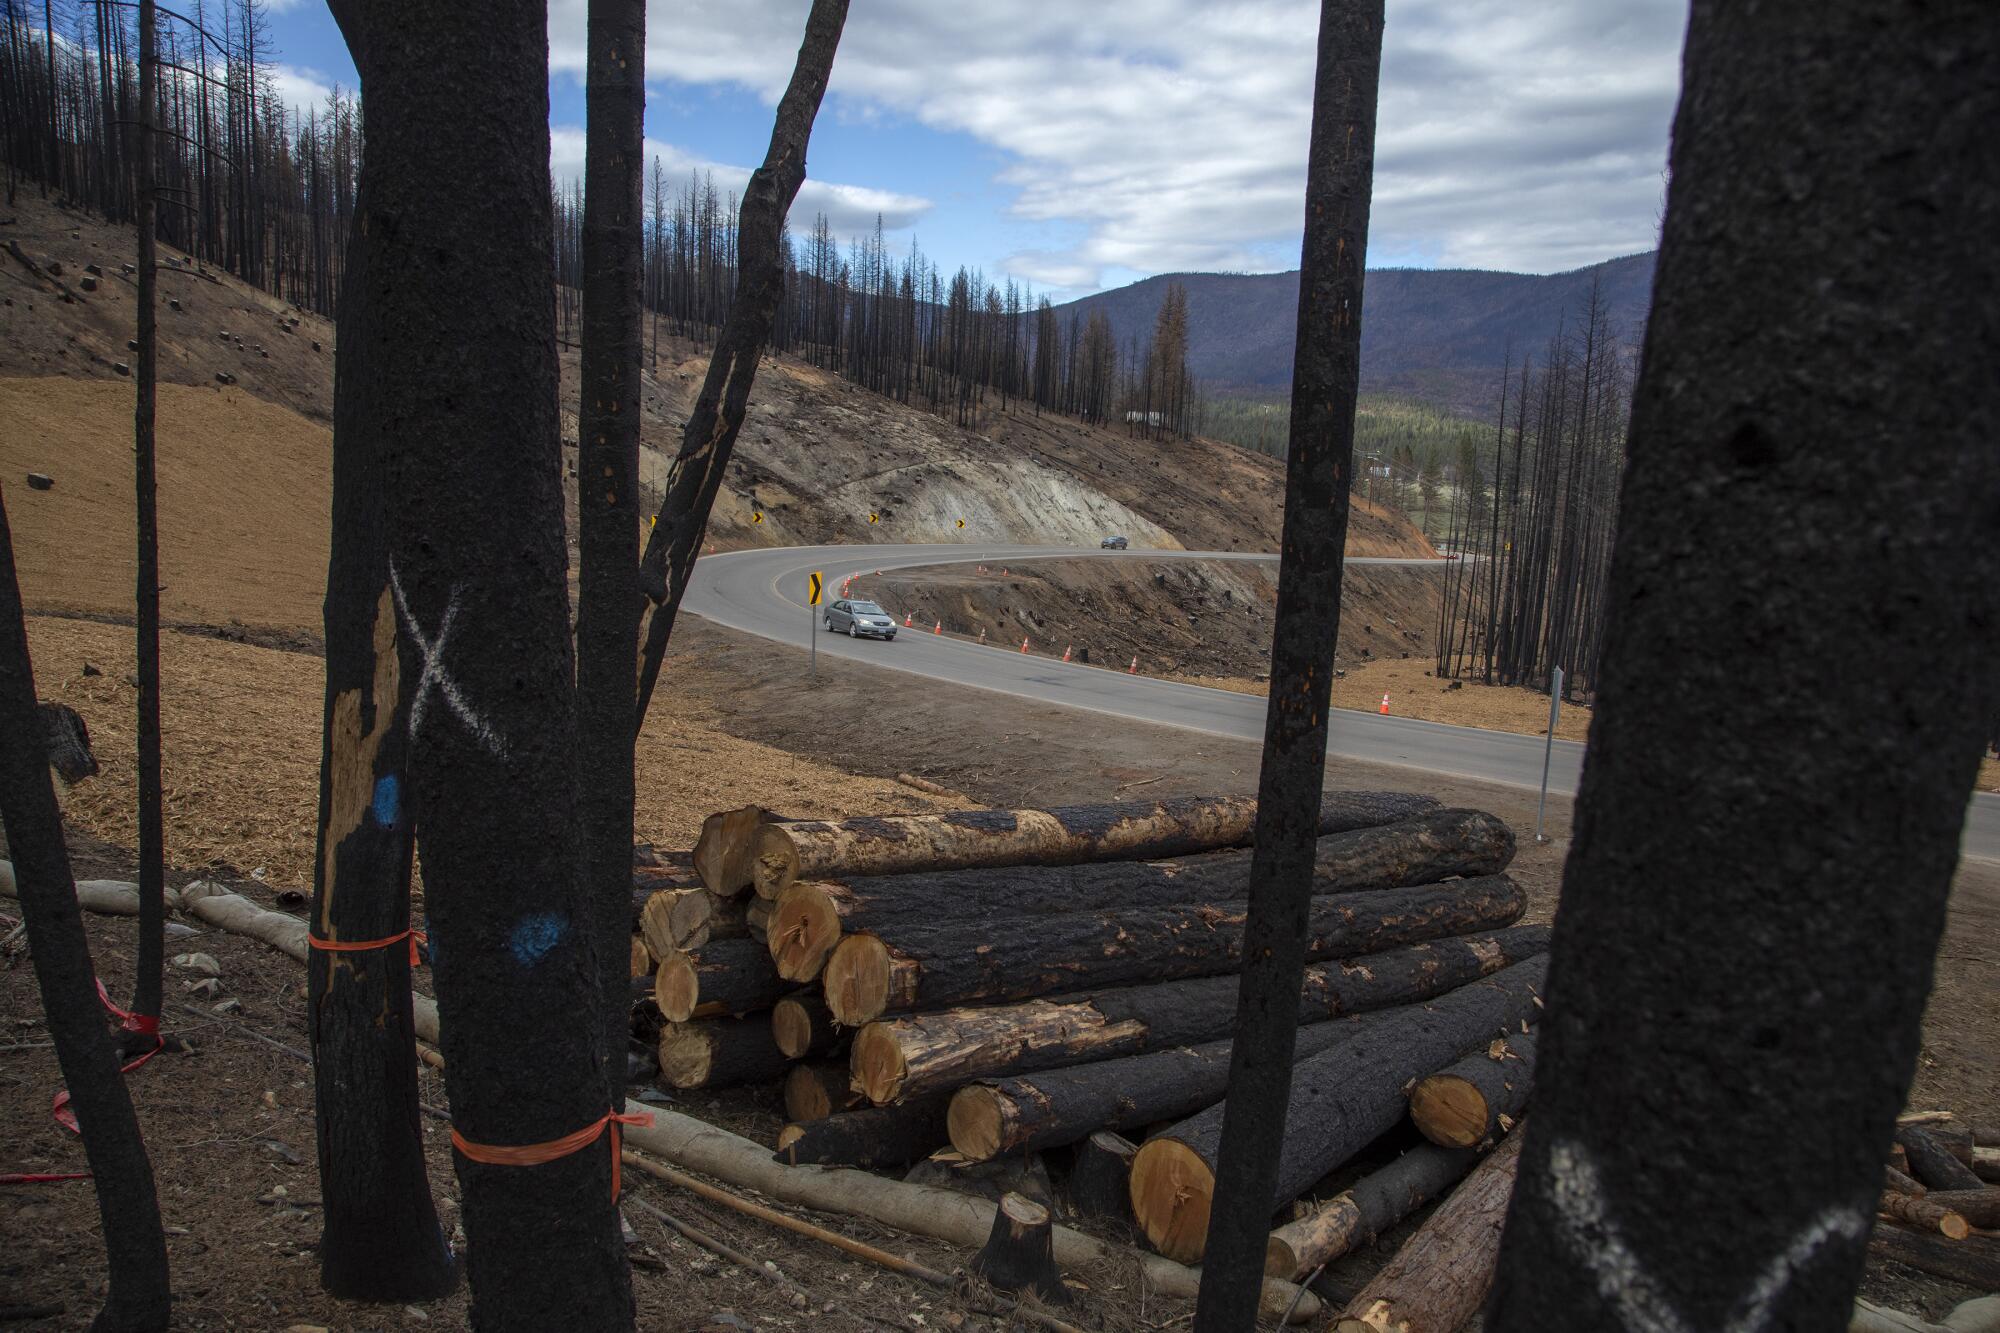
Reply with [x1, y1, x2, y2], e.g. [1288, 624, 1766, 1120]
[509, 912, 568, 967]
[370, 774, 401, 828]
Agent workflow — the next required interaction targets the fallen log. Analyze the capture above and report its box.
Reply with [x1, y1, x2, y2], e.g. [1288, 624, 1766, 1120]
[618, 1105, 1322, 1322]
[824, 874, 1525, 1026]
[1879, 1191, 1970, 1239]
[1901, 1126, 1984, 1191]
[1068, 1131, 1140, 1224]
[854, 926, 1549, 1104]
[1978, 1148, 2000, 1184]
[769, 808, 1515, 981]
[750, 790, 1440, 899]
[1884, 1165, 1927, 1197]
[1408, 1029, 1538, 1148]
[771, 993, 845, 1060]
[975, 1192, 1068, 1304]
[653, 939, 784, 1023]
[693, 805, 786, 896]
[783, 1062, 865, 1122]
[640, 887, 746, 957]
[1333, 1128, 1525, 1333]
[951, 1011, 1394, 1162]
[629, 936, 653, 979]
[657, 1016, 791, 1090]
[1265, 1141, 1481, 1281]
[1976, 1126, 2000, 1148]
[1129, 956, 1547, 1263]
[1922, 1188, 2000, 1229]
[1869, 1225, 2000, 1291]
[776, 1096, 954, 1171]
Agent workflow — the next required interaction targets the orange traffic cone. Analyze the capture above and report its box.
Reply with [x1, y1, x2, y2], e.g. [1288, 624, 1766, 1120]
[1129, 656, 1139, 674]
[933, 620, 942, 635]
[1379, 692, 1391, 715]
[1061, 645, 1072, 662]
[904, 613, 913, 627]
[1020, 637, 1030, 654]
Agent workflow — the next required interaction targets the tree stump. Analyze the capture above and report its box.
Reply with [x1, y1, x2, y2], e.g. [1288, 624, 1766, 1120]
[1067, 1131, 1139, 1223]
[973, 1192, 1068, 1304]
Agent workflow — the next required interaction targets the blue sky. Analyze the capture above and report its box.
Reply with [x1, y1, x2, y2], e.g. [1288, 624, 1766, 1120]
[258, 0, 1686, 302]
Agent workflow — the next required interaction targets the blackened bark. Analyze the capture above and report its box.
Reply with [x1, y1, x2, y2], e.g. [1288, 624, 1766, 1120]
[951, 1011, 1386, 1162]
[128, 0, 165, 1040]
[1193, 0, 1383, 1325]
[655, 1015, 790, 1090]
[1896, 1125, 1983, 1193]
[305, 183, 457, 1301]
[855, 925, 1548, 1104]
[775, 1095, 952, 1171]
[631, 0, 851, 724]
[653, 937, 785, 1022]
[575, 0, 647, 1116]
[825, 875, 1524, 1025]
[1265, 1140, 1481, 1280]
[1489, 4, 1999, 1329]
[1409, 1029, 1536, 1149]
[0, 493, 171, 1330]
[329, 0, 631, 1325]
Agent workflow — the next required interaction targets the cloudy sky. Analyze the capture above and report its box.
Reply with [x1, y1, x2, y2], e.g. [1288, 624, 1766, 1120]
[263, 0, 1687, 300]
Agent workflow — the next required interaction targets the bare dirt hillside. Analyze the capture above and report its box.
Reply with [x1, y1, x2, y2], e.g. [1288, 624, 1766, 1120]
[5, 194, 1435, 610]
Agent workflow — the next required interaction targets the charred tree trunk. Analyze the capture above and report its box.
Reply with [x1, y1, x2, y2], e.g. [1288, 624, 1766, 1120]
[1067, 1131, 1139, 1224]
[1897, 1125, 1982, 1192]
[575, 0, 648, 1118]
[632, 0, 849, 725]
[325, 0, 631, 1324]
[1916, 1189, 2000, 1230]
[1132, 956, 1545, 1263]
[1336, 1128, 1524, 1333]
[128, 0, 165, 1051]
[770, 807, 1511, 981]
[775, 1095, 951, 1170]
[656, 1016, 789, 1090]
[853, 925, 1548, 1104]
[1193, 1, 1384, 1325]
[752, 791, 1437, 899]
[0, 496, 171, 1329]
[1409, 1029, 1537, 1149]
[1488, 3, 1999, 1327]
[1865, 1228, 2000, 1300]
[1265, 1141, 1481, 1281]
[824, 875, 1522, 1026]
[305, 173, 457, 1301]
[652, 938, 784, 1022]
[950, 1010, 1389, 1163]
[973, 1193, 1067, 1304]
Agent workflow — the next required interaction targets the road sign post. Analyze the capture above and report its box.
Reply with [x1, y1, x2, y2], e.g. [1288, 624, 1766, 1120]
[1534, 664, 1563, 843]
[807, 570, 823, 678]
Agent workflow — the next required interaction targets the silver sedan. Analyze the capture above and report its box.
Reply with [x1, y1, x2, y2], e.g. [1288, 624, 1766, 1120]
[824, 598, 899, 639]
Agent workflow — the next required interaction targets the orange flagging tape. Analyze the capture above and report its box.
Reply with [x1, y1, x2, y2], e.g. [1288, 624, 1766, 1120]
[452, 1110, 654, 1200]
[309, 927, 426, 968]
[53, 980, 164, 1132]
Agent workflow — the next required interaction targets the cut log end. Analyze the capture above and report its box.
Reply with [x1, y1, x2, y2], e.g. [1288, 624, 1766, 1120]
[1129, 1136, 1216, 1265]
[695, 805, 777, 897]
[850, 1023, 909, 1105]
[770, 995, 826, 1060]
[1336, 1300, 1397, 1333]
[629, 935, 653, 979]
[1409, 1073, 1491, 1148]
[654, 953, 700, 1023]
[1265, 1233, 1303, 1281]
[823, 933, 892, 1026]
[657, 1027, 715, 1090]
[774, 1123, 806, 1161]
[751, 826, 800, 900]
[948, 1085, 1011, 1162]
[771, 882, 843, 981]
[973, 1191, 1068, 1304]
[783, 1064, 859, 1123]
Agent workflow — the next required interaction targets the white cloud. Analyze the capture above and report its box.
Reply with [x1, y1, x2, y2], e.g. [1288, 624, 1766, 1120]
[545, 0, 1685, 289]
[263, 63, 337, 118]
[547, 128, 931, 237]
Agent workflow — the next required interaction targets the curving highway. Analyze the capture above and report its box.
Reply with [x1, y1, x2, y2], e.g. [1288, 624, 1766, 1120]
[682, 542, 2000, 864]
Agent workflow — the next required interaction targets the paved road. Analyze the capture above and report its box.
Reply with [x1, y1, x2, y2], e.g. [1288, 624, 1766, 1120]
[683, 542, 1999, 864]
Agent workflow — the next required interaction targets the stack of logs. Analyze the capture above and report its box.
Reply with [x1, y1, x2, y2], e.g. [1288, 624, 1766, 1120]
[622, 796, 2000, 1322]
[617, 793, 1560, 1314]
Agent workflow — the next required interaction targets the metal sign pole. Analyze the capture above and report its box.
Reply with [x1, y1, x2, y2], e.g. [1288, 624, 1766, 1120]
[1534, 664, 1563, 843]
[807, 569, 823, 680]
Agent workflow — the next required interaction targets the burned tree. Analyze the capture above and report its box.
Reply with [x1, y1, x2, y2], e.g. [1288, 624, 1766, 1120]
[0, 491, 171, 1331]
[631, 0, 850, 723]
[1192, 1, 1385, 1326]
[326, 0, 631, 1323]
[575, 0, 648, 1112]
[1489, 2, 2000, 1328]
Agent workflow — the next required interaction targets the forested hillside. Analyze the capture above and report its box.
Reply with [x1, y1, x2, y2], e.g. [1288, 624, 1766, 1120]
[1058, 252, 1657, 417]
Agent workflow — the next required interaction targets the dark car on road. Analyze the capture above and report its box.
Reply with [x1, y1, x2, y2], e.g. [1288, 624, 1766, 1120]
[824, 598, 898, 639]
[1100, 535, 1129, 549]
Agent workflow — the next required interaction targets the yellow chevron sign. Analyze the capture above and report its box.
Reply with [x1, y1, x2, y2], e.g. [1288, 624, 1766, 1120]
[808, 571, 823, 606]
